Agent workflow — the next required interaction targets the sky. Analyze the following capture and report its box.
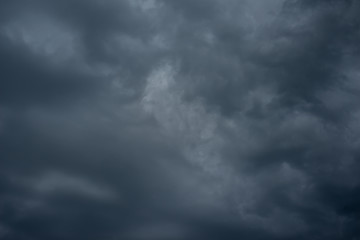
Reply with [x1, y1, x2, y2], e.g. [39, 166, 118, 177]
[0, 0, 360, 239]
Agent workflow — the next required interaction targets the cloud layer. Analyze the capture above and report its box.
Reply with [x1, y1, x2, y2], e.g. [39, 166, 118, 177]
[1, 0, 360, 239]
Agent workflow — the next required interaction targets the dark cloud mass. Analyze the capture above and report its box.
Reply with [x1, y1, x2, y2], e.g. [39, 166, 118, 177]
[1, 0, 360, 239]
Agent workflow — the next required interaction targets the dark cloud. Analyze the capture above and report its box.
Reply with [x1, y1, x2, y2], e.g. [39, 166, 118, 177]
[1, 0, 360, 239]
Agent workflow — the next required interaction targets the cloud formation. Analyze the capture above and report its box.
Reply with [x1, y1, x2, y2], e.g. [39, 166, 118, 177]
[1, 0, 360, 239]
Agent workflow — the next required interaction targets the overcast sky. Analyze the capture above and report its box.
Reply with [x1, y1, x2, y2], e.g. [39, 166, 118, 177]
[0, 0, 360, 239]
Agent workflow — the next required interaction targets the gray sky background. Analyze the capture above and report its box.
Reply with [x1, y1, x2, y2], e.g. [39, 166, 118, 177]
[1, 0, 360, 239]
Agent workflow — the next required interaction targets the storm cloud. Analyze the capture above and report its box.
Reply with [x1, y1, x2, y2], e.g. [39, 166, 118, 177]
[1, 0, 360, 239]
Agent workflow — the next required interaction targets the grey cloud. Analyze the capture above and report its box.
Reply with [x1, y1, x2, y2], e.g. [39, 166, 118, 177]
[1, 0, 360, 239]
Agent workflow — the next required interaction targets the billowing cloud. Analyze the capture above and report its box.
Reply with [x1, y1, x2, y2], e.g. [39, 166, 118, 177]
[1, 0, 360, 239]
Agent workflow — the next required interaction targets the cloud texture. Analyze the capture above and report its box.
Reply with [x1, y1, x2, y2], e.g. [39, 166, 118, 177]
[1, 0, 360, 239]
